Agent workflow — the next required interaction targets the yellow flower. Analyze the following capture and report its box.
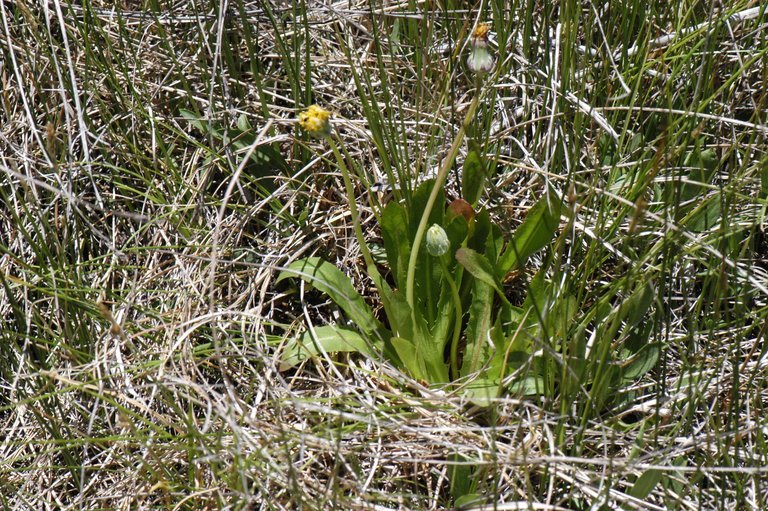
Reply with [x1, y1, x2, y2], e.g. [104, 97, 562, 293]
[470, 23, 491, 48]
[298, 104, 331, 138]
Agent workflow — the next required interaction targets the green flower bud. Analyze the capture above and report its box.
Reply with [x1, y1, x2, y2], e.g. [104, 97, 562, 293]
[426, 224, 450, 257]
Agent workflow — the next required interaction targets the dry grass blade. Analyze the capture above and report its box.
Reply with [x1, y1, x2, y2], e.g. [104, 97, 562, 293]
[1, 1, 767, 510]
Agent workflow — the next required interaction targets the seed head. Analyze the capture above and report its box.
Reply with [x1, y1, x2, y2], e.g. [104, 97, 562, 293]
[467, 23, 494, 74]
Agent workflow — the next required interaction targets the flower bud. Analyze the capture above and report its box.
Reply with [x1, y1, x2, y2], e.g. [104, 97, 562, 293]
[447, 199, 475, 224]
[426, 224, 450, 257]
[298, 105, 331, 138]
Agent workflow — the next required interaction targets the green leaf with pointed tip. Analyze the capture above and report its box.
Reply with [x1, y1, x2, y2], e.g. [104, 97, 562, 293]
[680, 148, 718, 202]
[277, 258, 384, 337]
[461, 280, 495, 377]
[624, 281, 655, 331]
[462, 148, 486, 206]
[279, 325, 376, 370]
[622, 342, 660, 381]
[455, 248, 507, 301]
[507, 375, 546, 396]
[762, 166, 768, 199]
[454, 494, 484, 509]
[237, 113, 251, 132]
[499, 194, 562, 274]
[448, 453, 476, 503]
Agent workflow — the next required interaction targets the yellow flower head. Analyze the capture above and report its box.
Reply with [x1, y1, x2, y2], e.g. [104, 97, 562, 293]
[298, 104, 331, 138]
[470, 23, 491, 48]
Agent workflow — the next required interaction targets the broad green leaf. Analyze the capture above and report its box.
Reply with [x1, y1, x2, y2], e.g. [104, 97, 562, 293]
[460, 377, 499, 407]
[589, 364, 622, 411]
[622, 342, 660, 381]
[499, 194, 562, 273]
[762, 166, 768, 198]
[624, 281, 655, 331]
[367, 265, 405, 365]
[236, 113, 251, 132]
[467, 208, 491, 252]
[390, 336, 427, 380]
[410, 179, 443, 233]
[412, 311, 450, 384]
[551, 292, 578, 340]
[389, 291, 416, 341]
[444, 215, 469, 252]
[380, 201, 409, 286]
[682, 194, 722, 232]
[454, 494, 484, 509]
[279, 325, 375, 370]
[507, 375, 545, 396]
[680, 148, 718, 203]
[462, 148, 486, 206]
[461, 280, 495, 377]
[448, 453, 476, 504]
[431, 282, 458, 353]
[455, 248, 507, 302]
[277, 258, 383, 337]
[629, 469, 663, 499]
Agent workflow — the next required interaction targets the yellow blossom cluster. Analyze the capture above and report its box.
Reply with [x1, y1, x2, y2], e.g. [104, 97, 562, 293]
[298, 104, 331, 138]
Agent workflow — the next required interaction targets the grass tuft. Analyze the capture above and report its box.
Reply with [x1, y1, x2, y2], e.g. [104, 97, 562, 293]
[1, 1, 767, 509]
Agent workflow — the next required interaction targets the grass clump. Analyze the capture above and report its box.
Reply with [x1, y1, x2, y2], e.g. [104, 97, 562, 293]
[2, 1, 768, 510]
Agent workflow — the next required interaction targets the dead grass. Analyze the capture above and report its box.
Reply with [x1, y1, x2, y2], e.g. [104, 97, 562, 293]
[1, 1, 768, 510]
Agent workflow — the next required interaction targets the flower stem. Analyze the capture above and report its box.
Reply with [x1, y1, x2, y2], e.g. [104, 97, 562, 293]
[327, 135, 375, 271]
[405, 90, 483, 320]
[439, 256, 463, 380]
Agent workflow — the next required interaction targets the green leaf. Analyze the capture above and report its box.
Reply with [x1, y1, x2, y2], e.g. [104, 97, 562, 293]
[380, 201, 410, 286]
[279, 325, 375, 370]
[629, 469, 663, 499]
[236, 113, 251, 132]
[411, 179, 443, 233]
[499, 193, 562, 273]
[461, 148, 486, 206]
[390, 336, 427, 380]
[431, 282, 458, 353]
[277, 258, 384, 337]
[461, 280, 495, 377]
[622, 342, 660, 381]
[624, 281, 655, 331]
[460, 377, 499, 407]
[507, 375, 546, 396]
[455, 248, 507, 302]
[761, 166, 768, 199]
[448, 453, 476, 504]
[467, 208, 491, 251]
[680, 148, 718, 203]
[682, 194, 722, 232]
[454, 494, 484, 509]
